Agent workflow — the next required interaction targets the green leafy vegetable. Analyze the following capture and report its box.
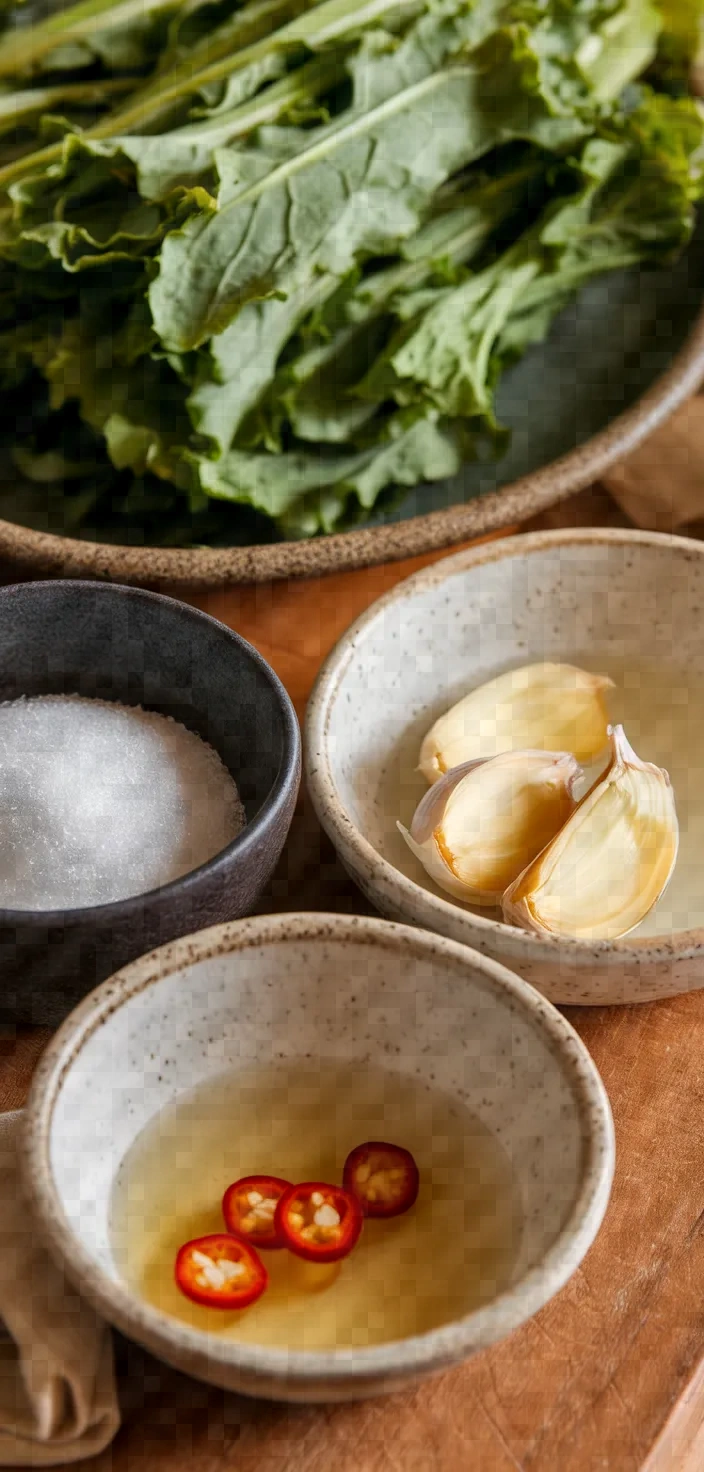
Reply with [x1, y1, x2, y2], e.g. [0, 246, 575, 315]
[0, 0, 178, 77]
[0, 0, 701, 544]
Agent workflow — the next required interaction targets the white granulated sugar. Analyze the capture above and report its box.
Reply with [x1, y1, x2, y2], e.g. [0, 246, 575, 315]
[0, 695, 246, 910]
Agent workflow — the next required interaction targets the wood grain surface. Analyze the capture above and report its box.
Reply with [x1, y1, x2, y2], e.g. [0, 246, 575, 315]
[3, 486, 704, 1471]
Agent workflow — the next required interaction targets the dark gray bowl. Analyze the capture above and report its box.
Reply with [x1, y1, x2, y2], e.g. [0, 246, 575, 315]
[0, 580, 301, 1025]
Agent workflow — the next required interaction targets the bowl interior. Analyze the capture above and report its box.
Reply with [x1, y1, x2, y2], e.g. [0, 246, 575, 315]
[320, 535, 704, 939]
[46, 926, 597, 1350]
[0, 581, 287, 826]
[370, 235, 704, 526]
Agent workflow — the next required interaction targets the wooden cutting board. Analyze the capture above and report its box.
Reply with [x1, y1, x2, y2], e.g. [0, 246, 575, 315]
[3, 487, 704, 1472]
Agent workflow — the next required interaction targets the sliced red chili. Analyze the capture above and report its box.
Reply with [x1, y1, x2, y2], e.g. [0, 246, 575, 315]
[343, 1141, 420, 1219]
[274, 1181, 363, 1263]
[222, 1174, 291, 1249]
[174, 1233, 267, 1310]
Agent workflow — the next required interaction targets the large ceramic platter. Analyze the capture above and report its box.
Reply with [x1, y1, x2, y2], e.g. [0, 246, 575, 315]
[1, 243, 703, 588]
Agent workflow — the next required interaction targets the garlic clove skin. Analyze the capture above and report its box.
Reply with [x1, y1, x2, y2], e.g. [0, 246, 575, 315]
[419, 662, 613, 783]
[398, 749, 582, 907]
[502, 725, 679, 941]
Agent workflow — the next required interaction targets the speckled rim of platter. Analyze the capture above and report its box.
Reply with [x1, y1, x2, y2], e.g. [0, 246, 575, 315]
[22, 914, 614, 1399]
[1, 304, 704, 589]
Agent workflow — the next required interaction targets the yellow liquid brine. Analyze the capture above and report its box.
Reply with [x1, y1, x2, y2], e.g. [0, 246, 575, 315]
[110, 1062, 522, 1350]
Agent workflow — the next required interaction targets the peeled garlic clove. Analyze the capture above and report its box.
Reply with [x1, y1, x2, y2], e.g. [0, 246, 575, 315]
[503, 725, 678, 941]
[419, 662, 613, 783]
[398, 749, 582, 906]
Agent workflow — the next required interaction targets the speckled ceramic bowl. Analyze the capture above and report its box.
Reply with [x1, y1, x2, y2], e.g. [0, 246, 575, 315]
[306, 527, 704, 1006]
[23, 913, 614, 1403]
[0, 580, 301, 1025]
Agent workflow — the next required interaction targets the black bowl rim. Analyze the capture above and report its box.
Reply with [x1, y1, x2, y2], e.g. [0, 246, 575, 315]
[0, 579, 301, 926]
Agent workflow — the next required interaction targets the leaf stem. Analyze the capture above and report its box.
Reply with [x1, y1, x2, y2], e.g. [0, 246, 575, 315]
[91, 0, 421, 136]
[0, 0, 180, 77]
[0, 76, 135, 135]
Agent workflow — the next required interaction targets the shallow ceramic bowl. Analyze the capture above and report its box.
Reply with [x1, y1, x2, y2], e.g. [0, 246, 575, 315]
[0, 580, 300, 1026]
[306, 528, 704, 1006]
[23, 912, 613, 1403]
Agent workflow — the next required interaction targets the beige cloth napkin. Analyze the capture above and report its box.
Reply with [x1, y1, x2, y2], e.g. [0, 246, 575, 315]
[0, 1111, 120, 1465]
[604, 394, 704, 531]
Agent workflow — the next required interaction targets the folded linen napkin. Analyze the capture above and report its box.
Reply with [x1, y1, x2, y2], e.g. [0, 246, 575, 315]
[0, 1111, 120, 1465]
[604, 394, 704, 531]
